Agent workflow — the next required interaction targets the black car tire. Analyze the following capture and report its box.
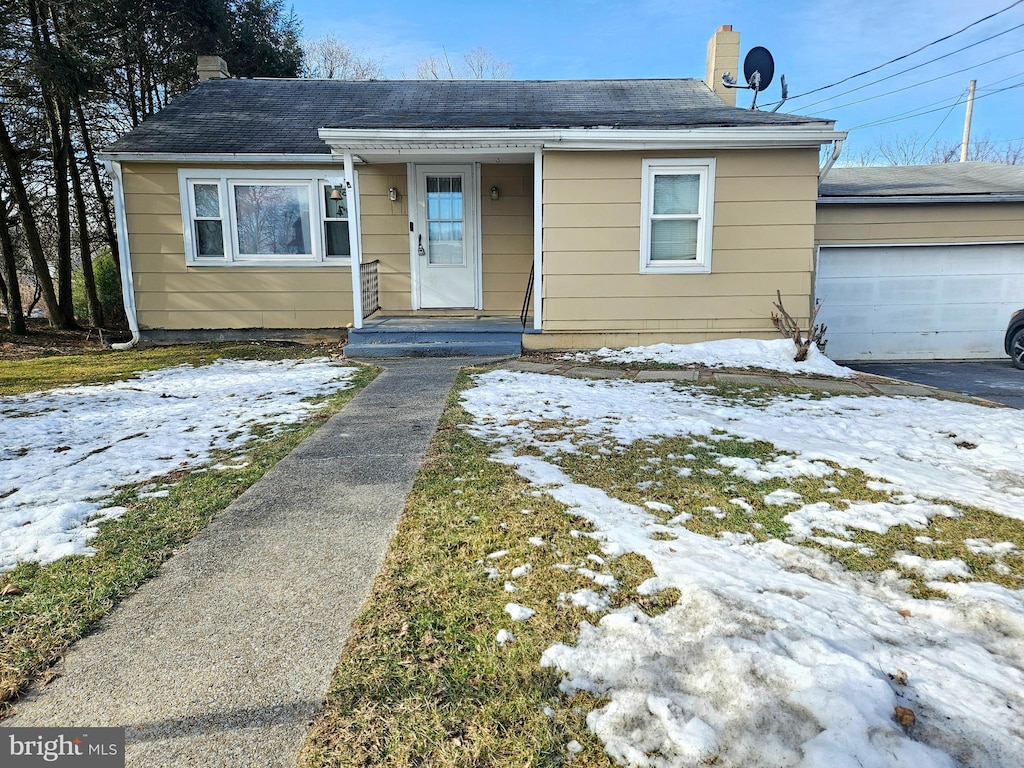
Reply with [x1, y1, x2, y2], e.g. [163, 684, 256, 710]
[1012, 327, 1024, 370]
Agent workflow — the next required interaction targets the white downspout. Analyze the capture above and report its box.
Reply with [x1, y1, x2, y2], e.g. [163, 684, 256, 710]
[818, 138, 845, 184]
[104, 159, 141, 350]
[532, 147, 543, 332]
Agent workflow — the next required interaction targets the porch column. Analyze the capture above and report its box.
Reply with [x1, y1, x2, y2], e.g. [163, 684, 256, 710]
[533, 148, 543, 331]
[344, 150, 364, 329]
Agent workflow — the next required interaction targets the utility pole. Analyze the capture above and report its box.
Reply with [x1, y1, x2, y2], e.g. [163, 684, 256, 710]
[960, 79, 977, 162]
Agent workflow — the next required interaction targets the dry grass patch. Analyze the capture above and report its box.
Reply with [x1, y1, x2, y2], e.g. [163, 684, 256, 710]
[302, 371, 684, 768]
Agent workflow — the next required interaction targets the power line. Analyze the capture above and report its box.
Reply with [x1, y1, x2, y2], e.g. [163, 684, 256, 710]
[808, 48, 1024, 114]
[765, 0, 1024, 105]
[793, 26, 1024, 112]
[848, 80, 1024, 130]
[914, 91, 968, 160]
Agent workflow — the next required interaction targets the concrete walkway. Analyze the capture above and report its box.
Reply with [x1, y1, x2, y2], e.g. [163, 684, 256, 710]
[6, 357, 476, 767]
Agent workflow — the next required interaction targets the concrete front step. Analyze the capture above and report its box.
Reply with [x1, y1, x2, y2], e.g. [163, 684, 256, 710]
[345, 318, 523, 358]
[345, 339, 521, 358]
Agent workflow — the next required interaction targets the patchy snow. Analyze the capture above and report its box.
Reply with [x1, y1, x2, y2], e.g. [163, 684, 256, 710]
[495, 629, 515, 646]
[0, 358, 358, 572]
[504, 603, 536, 621]
[785, 500, 961, 541]
[462, 371, 1024, 521]
[592, 338, 855, 378]
[460, 369, 1024, 768]
[892, 552, 974, 581]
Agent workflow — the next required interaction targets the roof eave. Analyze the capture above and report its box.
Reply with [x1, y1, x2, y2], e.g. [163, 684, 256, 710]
[97, 151, 337, 163]
[818, 194, 1024, 204]
[318, 125, 845, 152]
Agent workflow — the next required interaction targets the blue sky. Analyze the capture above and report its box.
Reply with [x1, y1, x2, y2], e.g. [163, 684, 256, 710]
[290, 0, 1024, 161]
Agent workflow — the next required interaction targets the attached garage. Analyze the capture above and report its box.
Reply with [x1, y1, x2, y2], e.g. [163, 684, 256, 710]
[816, 243, 1024, 360]
[815, 163, 1024, 361]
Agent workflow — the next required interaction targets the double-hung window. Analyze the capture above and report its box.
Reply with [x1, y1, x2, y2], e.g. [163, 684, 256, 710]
[180, 170, 353, 266]
[640, 158, 715, 274]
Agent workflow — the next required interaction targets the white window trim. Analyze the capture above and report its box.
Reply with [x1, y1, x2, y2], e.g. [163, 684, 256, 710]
[639, 157, 715, 274]
[178, 168, 354, 267]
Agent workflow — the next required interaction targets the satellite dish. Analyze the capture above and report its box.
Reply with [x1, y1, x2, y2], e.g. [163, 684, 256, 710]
[743, 46, 775, 92]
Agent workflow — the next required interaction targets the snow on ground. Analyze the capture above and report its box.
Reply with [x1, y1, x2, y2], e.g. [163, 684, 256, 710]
[587, 338, 855, 378]
[0, 358, 357, 571]
[461, 369, 1024, 768]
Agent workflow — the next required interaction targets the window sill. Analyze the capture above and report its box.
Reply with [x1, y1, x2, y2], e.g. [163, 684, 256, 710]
[640, 261, 711, 275]
[186, 259, 353, 268]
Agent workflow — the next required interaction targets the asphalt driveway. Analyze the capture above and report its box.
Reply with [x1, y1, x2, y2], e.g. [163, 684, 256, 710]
[845, 360, 1024, 409]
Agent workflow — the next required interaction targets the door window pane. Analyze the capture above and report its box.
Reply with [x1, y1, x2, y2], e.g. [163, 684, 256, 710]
[651, 219, 698, 260]
[425, 175, 465, 265]
[233, 184, 311, 256]
[653, 174, 700, 215]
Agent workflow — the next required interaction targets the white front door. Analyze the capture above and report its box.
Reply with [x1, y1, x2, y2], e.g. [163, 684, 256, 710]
[414, 164, 479, 308]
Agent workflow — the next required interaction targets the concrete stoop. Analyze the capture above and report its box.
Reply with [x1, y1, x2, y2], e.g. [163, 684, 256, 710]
[346, 317, 523, 358]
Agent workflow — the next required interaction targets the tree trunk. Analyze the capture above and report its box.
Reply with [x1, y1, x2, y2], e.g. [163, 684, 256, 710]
[73, 97, 120, 282]
[69, 142, 103, 326]
[0, 210, 27, 334]
[0, 115, 63, 327]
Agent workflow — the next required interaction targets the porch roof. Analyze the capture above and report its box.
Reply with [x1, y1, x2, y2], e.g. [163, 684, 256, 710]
[103, 78, 834, 157]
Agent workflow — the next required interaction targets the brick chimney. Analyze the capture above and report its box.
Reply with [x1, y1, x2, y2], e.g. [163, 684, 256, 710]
[705, 25, 740, 107]
[197, 56, 230, 81]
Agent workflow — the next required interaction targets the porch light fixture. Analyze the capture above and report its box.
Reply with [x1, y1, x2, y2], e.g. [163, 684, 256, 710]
[388, 187, 399, 202]
[490, 186, 499, 201]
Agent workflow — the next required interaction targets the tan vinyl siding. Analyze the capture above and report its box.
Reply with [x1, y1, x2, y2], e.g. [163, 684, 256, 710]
[123, 161, 534, 329]
[815, 202, 1024, 245]
[357, 162, 533, 315]
[481, 163, 534, 314]
[539, 148, 820, 345]
[122, 162, 353, 330]
[356, 164, 412, 313]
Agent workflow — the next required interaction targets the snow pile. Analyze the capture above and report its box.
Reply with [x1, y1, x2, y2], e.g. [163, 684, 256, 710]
[460, 370, 1024, 767]
[592, 338, 855, 378]
[0, 358, 357, 571]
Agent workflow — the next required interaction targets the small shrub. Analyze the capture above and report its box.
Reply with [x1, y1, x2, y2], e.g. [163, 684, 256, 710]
[71, 249, 122, 326]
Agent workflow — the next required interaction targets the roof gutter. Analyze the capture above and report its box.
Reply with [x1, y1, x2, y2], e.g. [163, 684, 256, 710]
[818, 138, 844, 183]
[97, 152, 340, 164]
[318, 125, 846, 151]
[102, 159, 140, 350]
[818, 193, 1024, 204]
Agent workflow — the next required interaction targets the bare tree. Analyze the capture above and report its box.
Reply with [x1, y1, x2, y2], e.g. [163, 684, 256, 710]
[301, 34, 384, 80]
[412, 46, 512, 80]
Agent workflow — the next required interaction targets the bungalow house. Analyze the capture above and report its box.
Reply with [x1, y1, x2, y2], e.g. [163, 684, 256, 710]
[100, 26, 846, 355]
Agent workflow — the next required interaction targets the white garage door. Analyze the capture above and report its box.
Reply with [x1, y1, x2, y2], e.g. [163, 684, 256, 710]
[816, 243, 1024, 361]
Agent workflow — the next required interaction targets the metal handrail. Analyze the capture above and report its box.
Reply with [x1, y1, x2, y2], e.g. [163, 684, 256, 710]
[520, 263, 534, 329]
[360, 259, 380, 319]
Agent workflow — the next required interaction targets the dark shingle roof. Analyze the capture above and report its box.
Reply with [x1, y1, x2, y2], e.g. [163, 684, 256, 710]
[104, 78, 833, 155]
[820, 162, 1024, 199]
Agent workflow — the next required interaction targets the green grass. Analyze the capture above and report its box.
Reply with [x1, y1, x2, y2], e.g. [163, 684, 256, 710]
[547, 385, 1024, 597]
[301, 370, 687, 768]
[0, 349, 377, 711]
[0, 341, 339, 397]
[302, 371, 1021, 765]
